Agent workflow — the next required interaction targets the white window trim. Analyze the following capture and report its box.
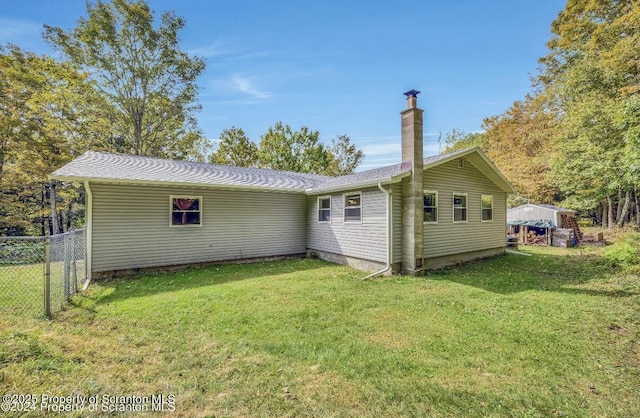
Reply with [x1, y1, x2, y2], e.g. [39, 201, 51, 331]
[169, 195, 203, 227]
[481, 195, 494, 222]
[343, 191, 363, 224]
[452, 192, 468, 223]
[317, 195, 332, 223]
[423, 190, 438, 224]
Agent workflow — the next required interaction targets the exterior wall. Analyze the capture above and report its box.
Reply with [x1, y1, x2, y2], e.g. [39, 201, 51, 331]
[423, 158, 507, 259]
[90, 183, 306, 273]
[306, 186, 388, 264]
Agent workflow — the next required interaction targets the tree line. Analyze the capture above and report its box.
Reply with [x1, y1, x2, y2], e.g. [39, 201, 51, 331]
[0, 0, 362, 236]
[445, 0, 640, 228]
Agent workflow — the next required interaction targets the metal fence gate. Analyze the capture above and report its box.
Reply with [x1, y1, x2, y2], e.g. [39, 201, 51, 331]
[0, 229, 86, 317]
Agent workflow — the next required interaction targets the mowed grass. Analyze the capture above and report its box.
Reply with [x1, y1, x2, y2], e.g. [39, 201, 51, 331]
[1, 245, 639, 417]
[0, 264, 44, 315]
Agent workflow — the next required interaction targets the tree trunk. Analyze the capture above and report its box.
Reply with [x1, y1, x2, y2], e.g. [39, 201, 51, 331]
[49, 180, 60, 235]
[66, 204, 73, 231]
[602, 202, 608, 228]
[616, 189, 624, 223]
[617, 190, 631, 227]
[635, 188, 640, 227]
[607, 195, 614, 229]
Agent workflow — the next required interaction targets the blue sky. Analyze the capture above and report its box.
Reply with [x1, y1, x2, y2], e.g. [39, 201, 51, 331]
[0, 0, 566, 169]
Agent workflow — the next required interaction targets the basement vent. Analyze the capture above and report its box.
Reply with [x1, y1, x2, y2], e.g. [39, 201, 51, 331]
[458, 158, 465, 168]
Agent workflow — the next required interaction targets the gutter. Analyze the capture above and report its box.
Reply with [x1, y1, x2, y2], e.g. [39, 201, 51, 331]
[82, 181, 93, 291]
[362, 183, 392, 279]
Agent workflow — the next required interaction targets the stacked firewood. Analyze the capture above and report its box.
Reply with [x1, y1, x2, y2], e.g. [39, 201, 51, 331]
[526, 230, 547, 245]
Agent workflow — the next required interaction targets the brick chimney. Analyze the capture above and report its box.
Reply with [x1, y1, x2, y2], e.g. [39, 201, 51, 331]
[400, 89, 424, 275]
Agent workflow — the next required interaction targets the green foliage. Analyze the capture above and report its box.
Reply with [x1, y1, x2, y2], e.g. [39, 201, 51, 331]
[482, 1, 640, 225]
[481, 95, 560, 204]
[603, 233, 640, 270]
[258, 122, 331, 174]
[43, 0, 209, 160]
[213, 124, 364, 176]
[209, 127, 259, 167]
[327, 134, 364, 176]
[443, 129, 488, 153]
[0, 45, 103, 235]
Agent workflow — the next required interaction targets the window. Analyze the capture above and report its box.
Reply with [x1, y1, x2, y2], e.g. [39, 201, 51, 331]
[344, 192, 362, 222]
[481, 195, 493, 221]
[423, 191, 438, 223]
[318, 196, 331, 222]
[453, 193, 467, 222]
[171, 196, 201, 226]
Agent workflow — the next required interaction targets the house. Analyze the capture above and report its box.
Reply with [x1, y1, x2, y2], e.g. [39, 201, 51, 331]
[50, 91, 515, 279]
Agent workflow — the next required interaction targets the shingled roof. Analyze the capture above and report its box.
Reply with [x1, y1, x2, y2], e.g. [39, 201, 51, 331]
[50, 147, 514, 194]
[50, 151, 411, 194]
[50, 152, 330, 192]
[305, 162, 412, 194]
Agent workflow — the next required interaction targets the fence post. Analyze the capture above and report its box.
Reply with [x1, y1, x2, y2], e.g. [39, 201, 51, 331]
[71, 231, 77, 294]
[63, 234, 70, 301]
[44, 236, 51, 318]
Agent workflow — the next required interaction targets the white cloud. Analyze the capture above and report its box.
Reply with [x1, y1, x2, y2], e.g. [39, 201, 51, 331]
[188, 39, 237, 58]
[230, 74, 271, 99]
[361, 142, 399, 156]
[0, 18, 42, 46]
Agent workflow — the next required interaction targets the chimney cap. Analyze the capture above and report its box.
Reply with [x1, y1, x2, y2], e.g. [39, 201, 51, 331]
[403, 89, 420, 98]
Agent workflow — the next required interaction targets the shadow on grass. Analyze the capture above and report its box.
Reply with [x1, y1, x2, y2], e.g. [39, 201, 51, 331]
[427, 248, 639, 298]
[75, 257, 333, 307]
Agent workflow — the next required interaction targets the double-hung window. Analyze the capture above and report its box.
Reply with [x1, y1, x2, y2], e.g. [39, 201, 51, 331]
[423, 191, 438, 223]
[171, 196, 202, 226]
[481, 195, 493, 221]
[453, 193, 467, 222]
[318, 196, 331, 222]
[344, 192, 362, 222]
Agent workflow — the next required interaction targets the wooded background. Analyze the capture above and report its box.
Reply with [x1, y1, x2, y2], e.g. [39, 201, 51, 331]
[2, 0, 638, 235]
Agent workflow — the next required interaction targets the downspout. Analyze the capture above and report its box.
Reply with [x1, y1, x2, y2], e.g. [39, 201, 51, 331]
[362, 183, 392, 279]
[82, 180, 93, 291]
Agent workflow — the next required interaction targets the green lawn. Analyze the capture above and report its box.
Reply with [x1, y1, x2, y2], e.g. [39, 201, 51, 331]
[0, 263, 44, 316]
[1, 245, 638, 417]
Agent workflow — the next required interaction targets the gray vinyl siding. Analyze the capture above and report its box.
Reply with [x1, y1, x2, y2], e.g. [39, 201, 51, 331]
[307, 187, 388, 263]
[423, 158, 507, 259]
[90, 183, 306, 272]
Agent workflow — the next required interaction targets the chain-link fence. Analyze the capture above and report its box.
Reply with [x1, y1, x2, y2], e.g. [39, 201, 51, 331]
[0, 229, 86, 317]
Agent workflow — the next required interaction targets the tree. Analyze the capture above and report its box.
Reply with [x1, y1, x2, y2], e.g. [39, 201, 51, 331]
[327, 134, 364, 176]
[443, 129, 488, 153]
[210, 127, 258, 167]
[0, 45, 104, 235]
[258, 122, 332, 174]
[481, 94, 559, 205]
[538, 0, 640, 226]
[43, 0, 209, 160]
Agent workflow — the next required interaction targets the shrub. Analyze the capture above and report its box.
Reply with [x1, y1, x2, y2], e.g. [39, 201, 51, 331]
[603, 233, 640, 270]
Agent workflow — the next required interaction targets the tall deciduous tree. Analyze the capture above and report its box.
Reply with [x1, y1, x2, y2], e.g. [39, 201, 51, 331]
[210, 127, 259, 167]
[258, 122, 331, 174]
[482, 94, 559, 205]
[327, 134, 364, 176]
[0, 45, 104, 235]
[43, 0, 208, 160]
[539, 0, 640, 226]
